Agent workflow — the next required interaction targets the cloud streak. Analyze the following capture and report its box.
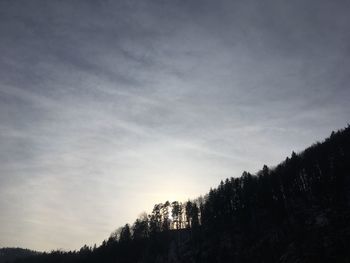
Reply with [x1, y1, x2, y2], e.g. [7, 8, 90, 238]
[0, 0, 349, 251]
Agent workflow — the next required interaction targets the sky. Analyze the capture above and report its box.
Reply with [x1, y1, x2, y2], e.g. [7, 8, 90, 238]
[0, 0, 350, 251]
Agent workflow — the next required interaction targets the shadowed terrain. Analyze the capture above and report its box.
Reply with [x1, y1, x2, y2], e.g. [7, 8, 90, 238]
[0, 248, 39, 263]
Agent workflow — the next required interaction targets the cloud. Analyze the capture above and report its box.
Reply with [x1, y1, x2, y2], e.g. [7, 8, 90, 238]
[0, 0, 350, 251]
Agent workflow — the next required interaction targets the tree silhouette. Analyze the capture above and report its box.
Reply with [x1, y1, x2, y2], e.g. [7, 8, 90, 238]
[11, 125, 350, 263]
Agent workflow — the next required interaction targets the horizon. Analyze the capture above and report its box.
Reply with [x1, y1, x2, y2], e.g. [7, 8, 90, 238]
[1, 126, 348, 253]
[1, 0, 350, 251]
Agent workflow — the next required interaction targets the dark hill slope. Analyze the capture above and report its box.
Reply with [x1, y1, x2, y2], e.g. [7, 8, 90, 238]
[0, 248, 39, 263]
[13, 126, 350, 263]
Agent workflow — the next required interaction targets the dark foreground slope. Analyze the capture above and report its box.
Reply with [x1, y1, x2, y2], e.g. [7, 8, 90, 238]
[13, 126, 350, 263]
[0, 248, 39, 263]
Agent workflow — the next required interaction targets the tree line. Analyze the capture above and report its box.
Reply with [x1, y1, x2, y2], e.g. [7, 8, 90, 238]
[12, 125, 350, 263]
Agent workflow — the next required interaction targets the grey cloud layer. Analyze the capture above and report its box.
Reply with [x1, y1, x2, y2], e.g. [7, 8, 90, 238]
[0, 0, 349, 251]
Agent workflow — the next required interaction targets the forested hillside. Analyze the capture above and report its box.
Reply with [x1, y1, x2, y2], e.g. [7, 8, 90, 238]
[11, 126, 350, 263]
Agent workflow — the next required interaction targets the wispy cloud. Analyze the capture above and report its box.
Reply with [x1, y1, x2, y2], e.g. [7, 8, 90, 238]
[0, 0, 349, 251]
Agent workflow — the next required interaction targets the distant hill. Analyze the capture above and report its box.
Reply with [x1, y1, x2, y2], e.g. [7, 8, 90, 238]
[0, 248, 39, 263]
[10, 125, 350, 262]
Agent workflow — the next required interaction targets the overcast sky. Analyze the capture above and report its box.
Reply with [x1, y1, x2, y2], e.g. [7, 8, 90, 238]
[0, 0, 349, 251]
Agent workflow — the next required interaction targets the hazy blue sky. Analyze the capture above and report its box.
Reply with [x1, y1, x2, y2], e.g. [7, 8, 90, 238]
[1, 0, 349, 251]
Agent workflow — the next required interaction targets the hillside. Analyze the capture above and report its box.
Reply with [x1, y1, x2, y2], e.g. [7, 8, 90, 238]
[12, 126, 350, 263]
[0, 248, 39, 263]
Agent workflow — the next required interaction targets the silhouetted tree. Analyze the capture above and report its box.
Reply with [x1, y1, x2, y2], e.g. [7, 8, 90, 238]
[119, 224, 131, 243]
